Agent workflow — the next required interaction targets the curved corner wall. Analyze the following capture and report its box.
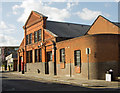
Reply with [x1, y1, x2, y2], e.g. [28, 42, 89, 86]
[56, 34, 120, 80]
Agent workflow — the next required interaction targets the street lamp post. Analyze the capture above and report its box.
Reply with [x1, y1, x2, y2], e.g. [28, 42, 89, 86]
[22, 48, 24, 74]
[86, 48, 90, 80]
[87, 54, 89, 80]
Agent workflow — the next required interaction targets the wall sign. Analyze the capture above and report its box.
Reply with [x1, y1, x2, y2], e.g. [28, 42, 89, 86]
[86, 48, 91, 54]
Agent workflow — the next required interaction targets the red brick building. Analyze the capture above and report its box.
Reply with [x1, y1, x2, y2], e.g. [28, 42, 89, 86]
[18, 11, 120, 80]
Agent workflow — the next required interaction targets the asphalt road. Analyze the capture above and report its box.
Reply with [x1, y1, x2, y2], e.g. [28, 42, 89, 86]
[1, 72, 120, 92]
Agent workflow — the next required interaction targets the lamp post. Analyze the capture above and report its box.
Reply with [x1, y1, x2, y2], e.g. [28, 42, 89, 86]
[87, 53, 89, 80]
[22, 48, 24, 74]
[86, 48, 90, 80]
[52, 41, 57, 75]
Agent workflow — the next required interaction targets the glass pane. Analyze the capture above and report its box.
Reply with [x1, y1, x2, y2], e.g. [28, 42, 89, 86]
[74, 50, 81, 66]
[26, 35, 28, 45]
[38, 29, 41, 41]
[50, 52, 52, 61]
[30, 50, 32, 63]
[39, 49, 42, 62]
[35, 49, 37, 62]
[62, 49, 65, 62]
[29, 34, 32, 44]
[60, 48, 65, 62]
[34, 32, 37, 43]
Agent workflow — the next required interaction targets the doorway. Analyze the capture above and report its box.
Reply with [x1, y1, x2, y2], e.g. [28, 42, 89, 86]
[45, 51, 52, 74]
[47, 51, 52, 62]
[19, 56, 21, 72]
[13, 60, 17, 71]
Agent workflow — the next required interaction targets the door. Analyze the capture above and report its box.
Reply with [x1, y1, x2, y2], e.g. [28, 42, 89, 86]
[19, 56, 21, 72]
[47, 51, 52, 62]
[45, 51, 52, 74]
[13, 60, 17, 71]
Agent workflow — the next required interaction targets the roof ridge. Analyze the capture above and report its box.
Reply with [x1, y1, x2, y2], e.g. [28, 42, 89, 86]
[99, 15, 120, 28]
[47, 20, 90, 26]
[33, 10, 48, 18]
[112, 22, 120, 23]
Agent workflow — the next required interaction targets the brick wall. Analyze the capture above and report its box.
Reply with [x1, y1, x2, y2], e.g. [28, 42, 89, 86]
[56, 34, 120, 79]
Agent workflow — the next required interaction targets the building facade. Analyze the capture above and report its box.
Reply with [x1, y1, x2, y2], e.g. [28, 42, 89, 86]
[18, 11, 120, 80]
[0, 46, 19, 71]
[6, 53, 18, 71]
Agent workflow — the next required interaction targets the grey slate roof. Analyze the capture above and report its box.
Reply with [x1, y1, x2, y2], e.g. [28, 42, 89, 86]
[46, 21, 90, 38]
[112, 22, 120, 28]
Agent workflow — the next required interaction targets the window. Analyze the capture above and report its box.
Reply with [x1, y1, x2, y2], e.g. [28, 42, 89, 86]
[26, 35, 29, 45]
[26, 33, 32, 45]
[15, 48, 19, 51]
[29, 33, 32, 44]
[47, 51, 52, 62]
[60, 48, 65, 62]
[34, 31, 38, 43]
[38, 29, 41, 41]
[26, 50, 32, 63]
[35, 49, 38, 62]
[26, 51, 29, 63]
[74, 50, 81, 66]
[30, 50, 32, 63]
[34, 29, 41, 43]
[38, 49, 42, 62]
[49, 52, 52, 61]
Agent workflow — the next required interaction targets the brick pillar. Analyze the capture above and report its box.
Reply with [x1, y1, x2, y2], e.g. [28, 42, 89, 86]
[52, 46, 54, 62]
[52, 43, 57, 75]
[33, 49, 35, 63]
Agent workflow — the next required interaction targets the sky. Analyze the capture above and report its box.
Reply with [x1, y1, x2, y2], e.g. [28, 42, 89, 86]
[0, 0, 120, 46]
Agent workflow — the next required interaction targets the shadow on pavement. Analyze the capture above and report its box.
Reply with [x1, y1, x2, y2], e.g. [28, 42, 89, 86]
[1, 72, 120, 92]
[2, 77, 120, 92]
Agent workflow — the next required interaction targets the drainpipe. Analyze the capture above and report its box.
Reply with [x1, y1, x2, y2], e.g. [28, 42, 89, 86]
[87, 54, 89, 80]
[86, 48, 90, 80]
[70, 59, 72, 77]
[52, 41, 57, 75]
[18, 50, 20, 72]
[22, 25, 27, 74]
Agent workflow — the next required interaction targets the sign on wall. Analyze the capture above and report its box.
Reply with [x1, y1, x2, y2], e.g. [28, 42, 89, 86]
[106, 74, 111, 81]
[86, 48, 91, 54]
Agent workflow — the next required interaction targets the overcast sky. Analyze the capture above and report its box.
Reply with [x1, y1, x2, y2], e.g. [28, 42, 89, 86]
[0, 0, 119, 46]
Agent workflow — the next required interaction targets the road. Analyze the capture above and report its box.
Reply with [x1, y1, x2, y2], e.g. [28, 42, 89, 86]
[1, 72, 119, 92]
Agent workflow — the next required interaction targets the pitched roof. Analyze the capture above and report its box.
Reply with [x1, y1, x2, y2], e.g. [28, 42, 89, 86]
[85, 15, 120, 35]
[23, 11, 48, 28]
[96, 15, 120, 28]
[46, 21, 90, 38]
[33, 11, 48, 18]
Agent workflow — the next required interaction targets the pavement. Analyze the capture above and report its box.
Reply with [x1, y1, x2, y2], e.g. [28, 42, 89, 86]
[2, 71, 120, 89]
